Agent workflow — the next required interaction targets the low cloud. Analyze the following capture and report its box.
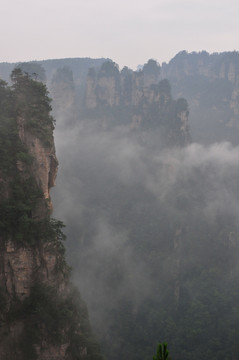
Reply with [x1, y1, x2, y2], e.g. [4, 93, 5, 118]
[52, 119, 239, 351]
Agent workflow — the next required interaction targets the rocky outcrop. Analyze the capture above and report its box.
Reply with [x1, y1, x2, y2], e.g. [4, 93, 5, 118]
[162, 51, 239, 144]
[0, 71, 102, 360]
[84, 60, 190, 146]
[1, 237, 66, 300]
[85, 60, 161, 110]
[17, 116, 58, 204]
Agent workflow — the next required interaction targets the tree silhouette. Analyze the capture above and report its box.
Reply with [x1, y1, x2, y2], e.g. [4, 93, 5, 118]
[153, 342, 171, 360]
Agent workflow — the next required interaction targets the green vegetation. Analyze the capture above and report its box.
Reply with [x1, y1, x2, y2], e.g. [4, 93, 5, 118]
[98, 61, 120, 78]
[0, 70, 103, 360]
[11, 68, 55, 146]
[7, 283, 102, 360]
[4, 54, 239, 360]
[143, 59, 161, 77]
[153, 343, 170, 360]
[0, 70, 73, 282]
[0, 79, 19, 175]
[16, 62, 46, 82]
[0, 69, 60, 246]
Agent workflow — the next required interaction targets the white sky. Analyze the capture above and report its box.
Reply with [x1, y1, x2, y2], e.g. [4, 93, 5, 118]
[1, 0, 239, 69]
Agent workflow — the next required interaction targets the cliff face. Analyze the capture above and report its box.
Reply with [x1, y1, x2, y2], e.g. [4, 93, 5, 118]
[85, 61, 161, 109]
[17, 116, 58, 203]
[162, 50, 239, 83]
[84, 60, 190, 146]
[0, 70, 102, 360]
[2, 111, 60, 300]
[162, 51, 239, 144]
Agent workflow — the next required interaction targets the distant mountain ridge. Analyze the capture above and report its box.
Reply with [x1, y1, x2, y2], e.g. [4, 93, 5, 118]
[82, 60, 190, 147]
[1, 51, 238, 144]
[0, 57, 108, 83]
[162, 50, 239, 144]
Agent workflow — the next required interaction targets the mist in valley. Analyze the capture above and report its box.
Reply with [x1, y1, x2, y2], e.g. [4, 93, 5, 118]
[2, 0, 239, 357]
[9, 54, 239, 359]
[52, 114, 239, 359]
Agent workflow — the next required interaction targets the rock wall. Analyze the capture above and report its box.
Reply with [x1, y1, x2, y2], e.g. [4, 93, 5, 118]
[0, 72, 102, 360]
[84, 60, 190, 146]
[0, 120, 68, 359]
[17, 116, 58, 206]
[161, 51, 239, 144]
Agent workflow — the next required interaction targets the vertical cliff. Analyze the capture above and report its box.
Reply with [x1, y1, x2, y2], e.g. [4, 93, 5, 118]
[0, 70, 102, 360]
[162, 50, 239, 144]
[84, 60, 190, 146]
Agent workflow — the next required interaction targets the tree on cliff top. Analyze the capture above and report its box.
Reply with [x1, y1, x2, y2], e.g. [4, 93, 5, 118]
[143, 59, 161, 77]
[99, 61, 120, 78]
[11, 68, 55, 145]
[16, 62, 46, 82]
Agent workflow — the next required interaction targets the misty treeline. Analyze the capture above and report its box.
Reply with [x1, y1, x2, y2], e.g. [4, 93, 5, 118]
[5, 53, 239, 359]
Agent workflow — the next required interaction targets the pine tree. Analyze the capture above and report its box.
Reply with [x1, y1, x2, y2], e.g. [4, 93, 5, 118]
[153, 342, 171, 360]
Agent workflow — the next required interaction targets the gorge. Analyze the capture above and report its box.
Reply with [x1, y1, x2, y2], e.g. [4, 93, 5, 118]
[1, 51, 239, 360]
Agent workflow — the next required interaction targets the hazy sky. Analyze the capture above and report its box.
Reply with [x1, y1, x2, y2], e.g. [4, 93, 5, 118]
[1, 0, 239, 69]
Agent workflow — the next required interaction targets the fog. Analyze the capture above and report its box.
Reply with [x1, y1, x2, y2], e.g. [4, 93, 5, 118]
[51, 115, 239, 359]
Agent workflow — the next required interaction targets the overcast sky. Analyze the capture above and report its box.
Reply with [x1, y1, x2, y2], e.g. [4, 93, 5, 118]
[1, 0, 239, 69]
